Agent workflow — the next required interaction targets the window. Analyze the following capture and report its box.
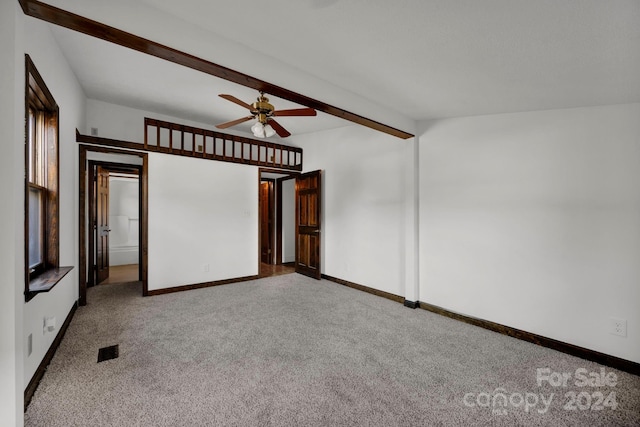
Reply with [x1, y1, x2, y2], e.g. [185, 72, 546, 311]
[25, 55, 62, 300]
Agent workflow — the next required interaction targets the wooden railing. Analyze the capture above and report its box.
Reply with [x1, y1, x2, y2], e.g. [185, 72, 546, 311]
[144, 118, 302, 171]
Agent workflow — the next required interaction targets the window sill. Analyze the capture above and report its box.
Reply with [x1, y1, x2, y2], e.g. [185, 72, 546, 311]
[25, 266, 74, 302]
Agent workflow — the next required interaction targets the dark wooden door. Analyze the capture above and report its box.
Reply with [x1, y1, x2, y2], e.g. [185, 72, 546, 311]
[295, 170, 321, 279]
[260, 181, 274, 264]
[96, 166, 110, 284]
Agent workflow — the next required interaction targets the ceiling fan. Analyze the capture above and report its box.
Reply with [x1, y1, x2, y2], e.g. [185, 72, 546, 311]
[215, 92, 317, 138]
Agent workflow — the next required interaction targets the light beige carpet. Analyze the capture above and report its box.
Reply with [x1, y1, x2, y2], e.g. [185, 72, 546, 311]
[25, 274, 640, 426]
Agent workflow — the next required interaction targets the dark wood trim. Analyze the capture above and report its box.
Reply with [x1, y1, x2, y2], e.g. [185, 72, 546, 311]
[77, 127, 303, 171]
[87, 161, 141, 288]
[268, 180, 275, 264]
[257, 172, 261, 276]
[147, 275, 260, 296]
[403, 299, 419, 309]
[24, 54, 29, 300]
[79, 144, 148, 305]
[145, 118, 303, 171]
[258, 180, 276, 265]
[25, 54, 57, 110]
[25, 266, 73, 301]
[275, 178, 283, 265]
[260, 170, 297, 267]
[78, 146, 87, 305]
[322, 274, 404, 304]
[25, 54, 60, 301]
[140, 154, 148, 294]
[19, 0, 413, 140]
[87, 161, 96, 287]
[418, 301, 640, 377]
[77, 130, 159, 152]
[24, 300, 78, 411]
[90, 162, 140, 175]
[258, 168, 301, 177]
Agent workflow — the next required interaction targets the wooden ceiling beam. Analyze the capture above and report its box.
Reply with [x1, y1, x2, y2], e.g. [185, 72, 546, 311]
[19, 0, 414, 139]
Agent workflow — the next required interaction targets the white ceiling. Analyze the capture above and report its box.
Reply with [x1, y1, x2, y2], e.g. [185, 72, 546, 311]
[44, 0, 640, 138]
[49, 25, 347, 138]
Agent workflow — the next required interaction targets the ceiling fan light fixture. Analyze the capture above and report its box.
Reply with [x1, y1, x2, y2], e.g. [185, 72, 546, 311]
[264, 124, 276, 138]
[251, 121, 265, 137]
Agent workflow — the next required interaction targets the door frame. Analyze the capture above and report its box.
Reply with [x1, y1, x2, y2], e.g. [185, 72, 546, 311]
[258, 168, 299, 274]
[275, 175, 296, 265]
[79, 144, 148, 305]
[87, 160, 141, 286]
[259, 178, 275, 265]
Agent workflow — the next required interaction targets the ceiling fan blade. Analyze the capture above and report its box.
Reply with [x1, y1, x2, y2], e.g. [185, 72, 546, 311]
[215, 116, 254, 129]
[268, 119, 291, 138]
[273, 108, 317, 117]
[219, 94, 253, 111]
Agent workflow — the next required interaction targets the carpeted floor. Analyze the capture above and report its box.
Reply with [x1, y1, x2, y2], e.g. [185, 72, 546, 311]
[25, 274, 640, 426]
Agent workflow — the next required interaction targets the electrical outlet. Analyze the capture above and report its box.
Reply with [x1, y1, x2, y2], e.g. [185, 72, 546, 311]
[610, 317, 627, 337]
[203, 264, 210, 272]
[43, 316, 56, 334]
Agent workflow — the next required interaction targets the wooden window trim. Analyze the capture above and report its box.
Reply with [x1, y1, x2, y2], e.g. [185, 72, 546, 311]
[25, 54, 71, 301]
[27, 183, 46, 277]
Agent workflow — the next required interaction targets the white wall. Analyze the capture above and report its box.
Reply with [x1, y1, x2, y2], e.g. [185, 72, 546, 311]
[419, 103, 640, 363]
[86, 101, 260, 291]
[0, 2, 24, 424]
[0, 11, 86, 419]
[148, 153, 258, 290]
[21, 16, 86, 388]
[86, 98, 253, 143]
[109, 177, 139, 266]
[293, 126, 408, 296]
[281, 179, 296, 263]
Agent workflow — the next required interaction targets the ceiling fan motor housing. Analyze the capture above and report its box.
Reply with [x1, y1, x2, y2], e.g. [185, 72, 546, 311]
[252, 95, 275, 123]
[216, 91, 314, 137]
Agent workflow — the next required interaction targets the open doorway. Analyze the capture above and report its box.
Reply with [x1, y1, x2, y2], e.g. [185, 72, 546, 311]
[79, 145, 148, 305]
[259, 169, 297, 277]
[88, 161, 140, 286]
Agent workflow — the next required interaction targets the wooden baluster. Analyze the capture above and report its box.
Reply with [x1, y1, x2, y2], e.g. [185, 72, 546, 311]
[269, 143, 273, 166]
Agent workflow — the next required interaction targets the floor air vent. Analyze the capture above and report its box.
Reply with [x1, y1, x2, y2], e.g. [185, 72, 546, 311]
[97, 345, 119, 363]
